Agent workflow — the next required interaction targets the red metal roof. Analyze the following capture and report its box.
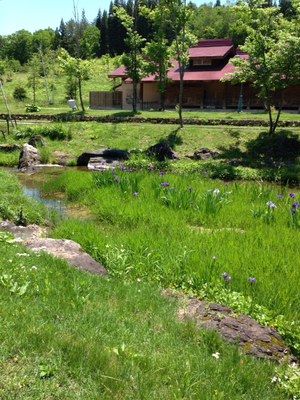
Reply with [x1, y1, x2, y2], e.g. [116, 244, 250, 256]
[108, 39, 244, 83]
[108, 65, 127, 78]
[189, 46, 233, 58]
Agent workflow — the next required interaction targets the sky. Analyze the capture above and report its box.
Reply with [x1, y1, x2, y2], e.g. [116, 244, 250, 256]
[0, 0, 207, 36]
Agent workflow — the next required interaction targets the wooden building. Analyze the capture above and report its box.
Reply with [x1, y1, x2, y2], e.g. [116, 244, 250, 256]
[92, 39, 300, 111]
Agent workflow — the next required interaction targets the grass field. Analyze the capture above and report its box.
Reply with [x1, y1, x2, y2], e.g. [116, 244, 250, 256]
[0, 168, 299, 399]
[0, 57, 300, 398]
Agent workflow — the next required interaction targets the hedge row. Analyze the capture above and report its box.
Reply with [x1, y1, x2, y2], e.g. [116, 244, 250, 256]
[1, 113, 300, 127]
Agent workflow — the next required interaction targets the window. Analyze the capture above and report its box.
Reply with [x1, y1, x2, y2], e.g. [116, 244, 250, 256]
[192, 58, 212, 66]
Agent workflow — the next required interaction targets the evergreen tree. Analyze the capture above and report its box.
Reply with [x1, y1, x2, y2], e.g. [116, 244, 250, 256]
[100, 10, 109, 55]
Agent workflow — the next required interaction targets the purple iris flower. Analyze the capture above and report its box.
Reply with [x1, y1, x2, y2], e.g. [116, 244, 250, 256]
[133, 192, 138, 197]
[290, 193, 296, 198]
[266, 201, 277, 209]
[160, 171, 165, 176]
[292, 202, 299, 208]
[114, 177, 119, 183]
[248, 277, 256, 284]
[160, 182, 170, 187]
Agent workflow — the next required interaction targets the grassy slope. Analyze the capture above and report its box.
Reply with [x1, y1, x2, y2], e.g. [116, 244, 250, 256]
[0, 169, 286, 399]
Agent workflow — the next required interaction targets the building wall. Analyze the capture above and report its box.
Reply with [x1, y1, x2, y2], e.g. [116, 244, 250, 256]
[119, 82, 142, 110]
[142, 83, 160, 109]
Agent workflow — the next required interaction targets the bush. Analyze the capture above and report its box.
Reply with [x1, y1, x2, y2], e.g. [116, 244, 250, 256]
[13, 86, 27, 101]
[25, 104, 40, 112]
[37, 125, 72, 141]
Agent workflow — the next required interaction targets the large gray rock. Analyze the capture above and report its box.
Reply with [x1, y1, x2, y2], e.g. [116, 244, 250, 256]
[0, 220, 107, 276]
[25, 238, 108, 276]
[77, 148, 130, 167]
[162, 289, 296, 363]
[18, 143, 40, 169]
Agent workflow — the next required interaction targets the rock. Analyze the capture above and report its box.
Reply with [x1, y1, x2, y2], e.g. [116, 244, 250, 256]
[77, 148, 130, 167]
[193, 148, 219, 160]
[18, 143, 40, 169]
[0, 220, 46, 241]
[0, 144, 20, 152]
[28, 136, 45, 148]
[52, 151, 70, 166]
[25, 238, 108, 276]
[162, 289, 296, 363]
[0, 220, 107, 276]
[147, 142, 179, 161]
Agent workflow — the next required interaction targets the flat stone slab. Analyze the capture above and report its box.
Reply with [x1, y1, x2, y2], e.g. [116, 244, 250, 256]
[77, 149, 130, 167]
[25, 238, 108, 276]
[1, 221, 107, 276]
[162, 289, 296, 363]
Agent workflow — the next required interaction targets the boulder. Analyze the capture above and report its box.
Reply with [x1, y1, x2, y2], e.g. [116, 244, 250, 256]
[0, 221, 107, 276]
[26, 238, 108, 276]
[147, 142, 179, 161]
[77, 148, 130, 167]
[28, 135, 45, 148]
[0, 144, 20, 152]
[18, 143, 40, 169]
[193, 148, 219, 160]
[162, 289, 296, 363]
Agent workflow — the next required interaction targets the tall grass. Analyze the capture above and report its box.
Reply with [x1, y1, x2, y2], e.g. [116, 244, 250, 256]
[45, 169, 300, 326]
[0, 168, 288, 399]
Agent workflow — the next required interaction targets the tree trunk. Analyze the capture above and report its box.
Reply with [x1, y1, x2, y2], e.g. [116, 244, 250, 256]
[132, 80, 137, 113]
[178, 66, 184, 129]
[78, 77, 85, 112]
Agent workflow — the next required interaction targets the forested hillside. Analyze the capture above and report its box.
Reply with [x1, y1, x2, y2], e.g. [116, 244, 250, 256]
[0, 0, 296, 64]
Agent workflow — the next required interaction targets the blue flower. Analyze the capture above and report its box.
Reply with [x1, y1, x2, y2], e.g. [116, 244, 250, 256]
[160, 182, 170, 187]
[248, 277, 256, 284]
[266, 201, 277, 209]
[133, 192, 138, 197]
[114, 177, 119, 183]
[290, 193, 296, 198]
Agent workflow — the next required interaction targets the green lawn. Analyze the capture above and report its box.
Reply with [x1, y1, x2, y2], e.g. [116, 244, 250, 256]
[0, 168, 291, 399]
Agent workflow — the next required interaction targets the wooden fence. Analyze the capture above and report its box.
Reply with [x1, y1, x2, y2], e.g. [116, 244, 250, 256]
[89, 91, 122, 109]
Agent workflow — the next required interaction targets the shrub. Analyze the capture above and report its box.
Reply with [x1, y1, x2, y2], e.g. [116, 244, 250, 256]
[13, 86, 27, 101]
[25, 104, 40, 112]
[37, 125, 72, 141]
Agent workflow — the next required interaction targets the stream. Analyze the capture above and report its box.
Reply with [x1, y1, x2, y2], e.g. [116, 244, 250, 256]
[15, 167, 67, 215]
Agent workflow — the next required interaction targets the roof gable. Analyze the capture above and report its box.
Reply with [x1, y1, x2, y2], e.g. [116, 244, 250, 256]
[189, 38, 234, 59]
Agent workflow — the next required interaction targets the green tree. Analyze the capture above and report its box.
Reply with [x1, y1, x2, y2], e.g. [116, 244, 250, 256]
[162, 0, 196, 128]
[230, 0, 300, 134]
[80, 26, 101, 59]
[58, 48, 93, 111]
[141, 4, 173, 110]
[6, 30, 33, 65]
[32, 29, 55, 53]
[27, 53, 41, 105]
[114, 3, 147, 112]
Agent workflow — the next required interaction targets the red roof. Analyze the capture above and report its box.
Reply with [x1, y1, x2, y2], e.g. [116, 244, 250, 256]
[108, 65, 127, 78]
[189, 45, 233, 58]
[108, 39, 243, 83]
[141, 60, 237, 82]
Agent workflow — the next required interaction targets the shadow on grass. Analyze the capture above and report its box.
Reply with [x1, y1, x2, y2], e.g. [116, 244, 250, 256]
[159, 128, 183, 148]
[218, 130, 300, 167]
[110, 111, 142, 118]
